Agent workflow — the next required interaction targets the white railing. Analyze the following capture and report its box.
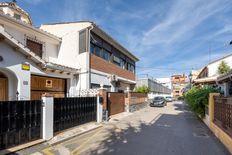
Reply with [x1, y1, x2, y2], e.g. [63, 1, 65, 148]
[68, 89, 99, 97]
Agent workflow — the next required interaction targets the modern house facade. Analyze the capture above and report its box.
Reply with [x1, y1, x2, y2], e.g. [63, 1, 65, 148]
[40, 22, 138, 93]
[171, 74, 188, 98]
[0, 2, 138, 101]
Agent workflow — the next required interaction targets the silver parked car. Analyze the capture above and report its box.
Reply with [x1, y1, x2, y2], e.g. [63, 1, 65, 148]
[165, 96, 173, 102]
[150, 96, 166, 107]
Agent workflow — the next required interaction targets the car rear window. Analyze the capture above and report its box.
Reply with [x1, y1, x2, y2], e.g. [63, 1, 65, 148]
[154, 97, 163, 100]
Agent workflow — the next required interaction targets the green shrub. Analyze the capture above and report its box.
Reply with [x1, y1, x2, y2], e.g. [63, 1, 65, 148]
[134, 85, 150, 93]
[218, 61, 230, 74]
[184, 86, 221, 118]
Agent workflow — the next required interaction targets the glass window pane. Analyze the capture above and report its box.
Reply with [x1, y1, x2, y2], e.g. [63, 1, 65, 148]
[113, 55, 121, 66]
[90, 43, 95, 54]
[120, 59, 125, 69]
[103, 49, 110, 61]
[95, 46, 101, 57]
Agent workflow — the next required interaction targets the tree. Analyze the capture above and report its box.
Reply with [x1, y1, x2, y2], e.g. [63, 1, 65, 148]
[134, 85, 151, 93]
[218, 61, 230, 74]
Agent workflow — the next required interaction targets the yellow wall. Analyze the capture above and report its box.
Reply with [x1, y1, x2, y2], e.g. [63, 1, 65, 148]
[208, 93, 232, 154]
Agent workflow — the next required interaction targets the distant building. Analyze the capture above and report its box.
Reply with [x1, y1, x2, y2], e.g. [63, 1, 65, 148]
[136, 78, 171, 95]
[171, 74, 188, 98]
[191, 69, 202, 81]
[156, 78, 171, 89]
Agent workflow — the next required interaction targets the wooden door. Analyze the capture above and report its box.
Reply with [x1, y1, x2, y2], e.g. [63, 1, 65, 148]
[107, 92, 125, 116]
[0, 78, 7, 101]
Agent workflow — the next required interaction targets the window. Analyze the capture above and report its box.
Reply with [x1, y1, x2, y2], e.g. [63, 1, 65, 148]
[130, 65, 135, 73]
[90, 43, 95, 54]
[102, 49, 111, 61]
[79, 30, 87, 53]
[127, 63, 135, 72]
[113, 55, 121, 66]
[120, 59, 125, 69]
[14, 13, 21, 20]
[26, 39, 43, 58]
[95, 46, 101, 57]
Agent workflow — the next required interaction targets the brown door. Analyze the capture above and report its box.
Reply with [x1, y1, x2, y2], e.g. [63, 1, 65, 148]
[107, 92, 125, 116]
[0, 78, 7, 101]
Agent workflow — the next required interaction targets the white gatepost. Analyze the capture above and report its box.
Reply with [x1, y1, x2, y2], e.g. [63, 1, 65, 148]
[97, 96, 103, 123]
[42, 94, 54, 140]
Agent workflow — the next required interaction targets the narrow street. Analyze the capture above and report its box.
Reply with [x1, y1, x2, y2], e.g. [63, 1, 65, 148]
[16, 101, 230, 155]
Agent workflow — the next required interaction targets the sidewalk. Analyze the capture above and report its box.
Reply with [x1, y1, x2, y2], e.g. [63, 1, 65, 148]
[14, 111, 135, 155]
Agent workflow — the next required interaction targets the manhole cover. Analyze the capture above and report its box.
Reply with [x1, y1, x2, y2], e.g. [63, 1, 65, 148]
[193, 132, 209, 138]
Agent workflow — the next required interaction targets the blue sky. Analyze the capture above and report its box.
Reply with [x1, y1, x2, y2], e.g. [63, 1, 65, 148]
[6, 0, 232, 78]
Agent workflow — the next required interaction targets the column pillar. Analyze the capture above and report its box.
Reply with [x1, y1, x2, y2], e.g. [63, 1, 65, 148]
[42, 94, 54, 140]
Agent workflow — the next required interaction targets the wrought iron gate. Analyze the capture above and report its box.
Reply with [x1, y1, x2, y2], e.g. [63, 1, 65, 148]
[0, 100, 42, 150]
[54, 97, 97, 133]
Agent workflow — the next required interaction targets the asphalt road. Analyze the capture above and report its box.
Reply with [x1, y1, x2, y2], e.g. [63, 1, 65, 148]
[15, 101, 231, 155]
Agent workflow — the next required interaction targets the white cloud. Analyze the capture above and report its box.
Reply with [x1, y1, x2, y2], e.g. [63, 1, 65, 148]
[142, 0, 230, 46]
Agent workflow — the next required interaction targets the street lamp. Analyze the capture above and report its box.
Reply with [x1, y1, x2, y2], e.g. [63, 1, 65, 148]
[189, 72, 193, 89]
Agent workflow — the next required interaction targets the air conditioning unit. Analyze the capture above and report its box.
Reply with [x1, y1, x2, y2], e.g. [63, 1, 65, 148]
[109, 74, 118, 82]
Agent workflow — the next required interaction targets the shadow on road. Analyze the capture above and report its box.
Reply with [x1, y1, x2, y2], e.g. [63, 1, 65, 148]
[83, 103, 230, 155]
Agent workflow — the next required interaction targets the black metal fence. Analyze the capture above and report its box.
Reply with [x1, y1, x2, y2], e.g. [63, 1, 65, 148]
[54, 97, 97, 133]
[0, 100, 42, 150]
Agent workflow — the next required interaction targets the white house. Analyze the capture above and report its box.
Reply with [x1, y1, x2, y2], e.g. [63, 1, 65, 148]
[194, 53, 232, 85]
[0, 2, 138, 101]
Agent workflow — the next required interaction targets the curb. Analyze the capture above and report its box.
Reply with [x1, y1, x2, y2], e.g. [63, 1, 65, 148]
[48, 125, 103, 146]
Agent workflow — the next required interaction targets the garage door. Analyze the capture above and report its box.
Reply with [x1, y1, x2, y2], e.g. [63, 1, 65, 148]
[31, 75, 66, 100]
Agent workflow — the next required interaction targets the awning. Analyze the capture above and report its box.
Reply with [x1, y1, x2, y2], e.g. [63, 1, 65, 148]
[193, 76, 217, 84]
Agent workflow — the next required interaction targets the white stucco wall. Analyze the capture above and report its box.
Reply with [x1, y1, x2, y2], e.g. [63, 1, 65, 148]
[208, 55, 232, 77]
[0, 42, 76, 100]
[41, 22, 92, 89]
[40, 22, 92, 37]
[1, 18, 60, 63]
[40, 22, 92, 68]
